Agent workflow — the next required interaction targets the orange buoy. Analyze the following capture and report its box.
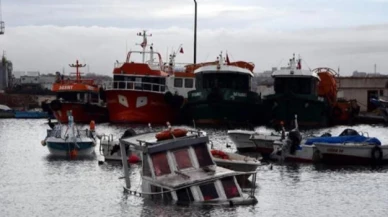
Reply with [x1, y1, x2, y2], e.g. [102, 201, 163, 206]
[155, 128, 188, 141]
[89, 120, 95, 131]
[127, 154, 140, 164]
[70, 149, 78, 159]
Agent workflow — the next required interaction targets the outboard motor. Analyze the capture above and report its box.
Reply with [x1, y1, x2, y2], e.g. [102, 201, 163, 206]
[339, 128, 359, 137]
[287, 130, 302, 155]
[121, 128, 137, 139]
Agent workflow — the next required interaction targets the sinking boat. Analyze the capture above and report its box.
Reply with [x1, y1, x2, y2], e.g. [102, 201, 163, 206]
[41, 111, 96, 157]
[119, 126, 258, 206]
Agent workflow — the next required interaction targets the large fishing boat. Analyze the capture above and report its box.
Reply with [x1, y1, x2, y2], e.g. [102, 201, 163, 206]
[264, 55, 329, 128]
[104, 31, 195, 124]
[48, 60, 108, 123]
[184, 52, 263, 125]
[264, 55, 359, 128]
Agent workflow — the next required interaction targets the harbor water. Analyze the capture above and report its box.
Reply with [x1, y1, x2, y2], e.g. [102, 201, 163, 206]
[1, 119, 388, 217]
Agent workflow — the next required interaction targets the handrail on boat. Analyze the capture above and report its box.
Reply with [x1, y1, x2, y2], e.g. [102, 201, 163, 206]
[105, 80, 168, 93]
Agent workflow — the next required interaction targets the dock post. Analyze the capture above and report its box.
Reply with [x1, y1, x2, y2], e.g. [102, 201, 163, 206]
[119, 141, 131, 188]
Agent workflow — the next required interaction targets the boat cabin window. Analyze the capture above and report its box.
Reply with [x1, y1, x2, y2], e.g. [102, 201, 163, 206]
[113, 75, 166, 92]
[196, 72, 250, 91]
[173, 148, 192, 170]
[142, 154, 152, 177]
[221, 177, 240, 199]
[174, 78, 183, 88]
[184, 78, 194, 88]
[176, 188, 194, 202]
[151, 152, 171, 176]
[193, 143, 213, 168]
[200, 183, 219, 201]
[274, 77, 318, 95]
[91, 93, 99, 103]
[150, 185, 172, 200]
[57, 92, 79, 102]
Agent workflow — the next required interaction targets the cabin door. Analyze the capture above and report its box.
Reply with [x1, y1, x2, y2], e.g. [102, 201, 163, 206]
[367, 90, 378, 112]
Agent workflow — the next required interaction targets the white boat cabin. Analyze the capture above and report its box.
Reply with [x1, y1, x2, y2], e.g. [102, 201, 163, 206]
[120, 130, 257, 205]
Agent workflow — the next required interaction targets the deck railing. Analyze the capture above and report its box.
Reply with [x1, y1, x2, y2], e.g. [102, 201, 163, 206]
[105, 80, 167, 93]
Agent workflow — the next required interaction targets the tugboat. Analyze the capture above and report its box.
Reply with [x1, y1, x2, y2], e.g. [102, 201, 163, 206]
[185, 52, 263, 125]
[48, 60, 108, 123]
[119, 125, 258, 206]
[105, 31, 195, 124]
[264, 54, 329, 128]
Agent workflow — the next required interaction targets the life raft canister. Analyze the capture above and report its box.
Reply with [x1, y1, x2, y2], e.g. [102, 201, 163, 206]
[211, 149, 229, 160]
[155, 128, 188, 141]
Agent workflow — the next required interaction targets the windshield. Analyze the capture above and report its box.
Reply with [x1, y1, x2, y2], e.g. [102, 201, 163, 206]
[196, 72, 250, 91]
[274, 77, 318, 95]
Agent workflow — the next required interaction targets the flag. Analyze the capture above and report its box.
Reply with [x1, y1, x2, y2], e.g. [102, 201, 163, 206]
[179, 47, 184, 54]
[297, 59, 301, 69]
[140, 37, 147, 48]
[226, 53, 230, 64]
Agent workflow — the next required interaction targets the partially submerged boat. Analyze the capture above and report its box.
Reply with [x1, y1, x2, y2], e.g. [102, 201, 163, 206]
[119, 126, 258, 206]
[42, 111, 96, 157]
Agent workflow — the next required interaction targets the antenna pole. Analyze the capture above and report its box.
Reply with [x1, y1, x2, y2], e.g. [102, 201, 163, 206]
[193, 0, 197, 64]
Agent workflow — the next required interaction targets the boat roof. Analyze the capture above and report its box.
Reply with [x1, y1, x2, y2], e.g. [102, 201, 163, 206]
[272, 68, 320, 80]
[147, 167, 248, 189]
[194, 65, 253, 76]
[120, 130, 208, 154]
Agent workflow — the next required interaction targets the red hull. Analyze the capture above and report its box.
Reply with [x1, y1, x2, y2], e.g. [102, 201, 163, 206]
[53, 102, 108, 123]
[105, 90, 177, 124]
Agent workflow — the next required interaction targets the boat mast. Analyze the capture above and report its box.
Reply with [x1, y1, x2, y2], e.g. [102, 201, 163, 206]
[136, 30, 152, 63]
[0, 0, 4, 35]
[69, 60, 86, 82]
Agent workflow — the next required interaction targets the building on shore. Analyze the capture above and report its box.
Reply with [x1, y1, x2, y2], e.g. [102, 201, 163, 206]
[338, 74, 388, 112]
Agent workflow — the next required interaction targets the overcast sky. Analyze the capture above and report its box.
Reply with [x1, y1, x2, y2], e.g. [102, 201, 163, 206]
[2, 0, 388, 75]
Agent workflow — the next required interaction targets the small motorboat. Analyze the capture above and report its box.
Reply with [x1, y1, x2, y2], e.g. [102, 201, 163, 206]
[314, 137, 387, 165]
[41, 111, 96, 157]
[210, 149, 261, 173]
[118, 124, 258, 206]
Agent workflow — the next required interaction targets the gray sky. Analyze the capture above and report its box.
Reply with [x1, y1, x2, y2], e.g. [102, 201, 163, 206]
[2, 0, 388, 75]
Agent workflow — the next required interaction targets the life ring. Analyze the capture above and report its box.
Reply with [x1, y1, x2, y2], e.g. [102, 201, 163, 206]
[50, 100, 62, 111]
[371, 145, 383, 164]
[156, 128, 188, 141]
[210, 149, 229, 160]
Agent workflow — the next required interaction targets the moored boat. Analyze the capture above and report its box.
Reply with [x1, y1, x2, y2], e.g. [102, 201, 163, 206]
[104, 31, 195, 124]
[0, 104, 14, 118]
[41, 111, 96, 157]
[49, 60, 108, 123]
[185, 52, 264, 125]
[119, 126, 258, 206]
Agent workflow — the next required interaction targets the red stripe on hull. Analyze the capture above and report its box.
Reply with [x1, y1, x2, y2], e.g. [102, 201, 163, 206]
[53, 103, 108, 123]
[105, 90, 177, 124]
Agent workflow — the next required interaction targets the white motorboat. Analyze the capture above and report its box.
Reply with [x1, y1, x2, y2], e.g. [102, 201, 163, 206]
[119, 126, 258, 206]
[314, 139, 386, 165]
[42, 111, 96, 157]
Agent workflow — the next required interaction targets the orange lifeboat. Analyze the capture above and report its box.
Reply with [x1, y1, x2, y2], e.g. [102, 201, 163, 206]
[156, 128, 188, 141]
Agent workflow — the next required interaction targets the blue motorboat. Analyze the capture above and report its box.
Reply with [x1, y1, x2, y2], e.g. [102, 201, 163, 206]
[15, 110, 49, 119]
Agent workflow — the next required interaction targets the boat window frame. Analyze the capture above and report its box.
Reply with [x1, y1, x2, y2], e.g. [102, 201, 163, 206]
[150, 151, 172, 177]
[199, 182, 220, 201]
[220, 176, 241, 199]
[174, 78, 183, 88]
[184, 78, 194, 88]
[192, 143, 214, 168]
[172, 148, 194, 170]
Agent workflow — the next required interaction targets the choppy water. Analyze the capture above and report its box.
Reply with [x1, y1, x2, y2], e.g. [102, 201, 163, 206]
[1, 119, 388, 217]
